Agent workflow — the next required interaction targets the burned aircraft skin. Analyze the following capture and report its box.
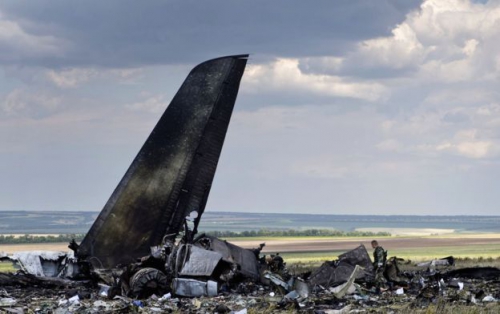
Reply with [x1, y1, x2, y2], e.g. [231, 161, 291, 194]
[193, 234, 261, 280]
[308, 245, 374, 288]
[76, 55, 249, 269]
[112, 231, 262, 298]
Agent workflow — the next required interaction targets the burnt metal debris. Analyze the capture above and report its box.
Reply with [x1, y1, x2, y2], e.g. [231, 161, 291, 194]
[3, 250, 500, 313]
[2, 55, 500, 312]
[308, 245, 374, 288]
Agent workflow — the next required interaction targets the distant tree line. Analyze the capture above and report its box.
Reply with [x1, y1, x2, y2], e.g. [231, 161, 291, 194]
[0, 229, 391, 244]
[204, 229, 391, 238]
[0, 234, 85, 244]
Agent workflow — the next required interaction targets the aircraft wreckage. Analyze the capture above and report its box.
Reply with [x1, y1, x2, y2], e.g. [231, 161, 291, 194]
[2, 56, 500, 312]
[2, 55, 262, 297]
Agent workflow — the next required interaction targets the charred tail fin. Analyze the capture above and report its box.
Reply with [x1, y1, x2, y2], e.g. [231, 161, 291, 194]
[77, 55, 249, 268]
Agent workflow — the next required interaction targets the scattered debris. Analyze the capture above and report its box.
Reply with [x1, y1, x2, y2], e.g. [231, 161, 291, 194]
[308, 245, 374, 288]
[2, 246, 500, 312]
[444, 267, 500, 279]
[416, 256, 455, 268]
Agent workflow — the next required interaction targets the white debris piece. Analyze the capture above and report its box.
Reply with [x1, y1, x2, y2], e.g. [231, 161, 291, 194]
[98, 284, 110, 297]
[58, 299, 68, 306]
[329, 265, 364, 298]
[0, 298, 17, 306]
[93, 300, 110, 310]
[416, 258, 452, 268]
[324, 305, 352, 314]
[11, 251, 70, 276]
[68, 295, 80, 305]
[329, 282, 356, 296]
[482, 295, 496, 302]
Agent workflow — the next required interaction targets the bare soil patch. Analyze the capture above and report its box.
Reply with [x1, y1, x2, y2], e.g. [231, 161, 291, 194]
[234, 236, 500, 253]
[1, 243, 70, 253]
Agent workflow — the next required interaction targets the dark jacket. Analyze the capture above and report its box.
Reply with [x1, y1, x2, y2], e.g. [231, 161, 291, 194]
[373, 246, 386, 269]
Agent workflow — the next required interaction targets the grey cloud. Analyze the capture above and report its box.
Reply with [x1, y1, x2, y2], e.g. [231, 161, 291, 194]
[1, 88, 63, 119]
[0, 0, 422, 68]
[238, 92, 369, 111]
[442, 111, 471, 124]
[299, 57, 416, 79]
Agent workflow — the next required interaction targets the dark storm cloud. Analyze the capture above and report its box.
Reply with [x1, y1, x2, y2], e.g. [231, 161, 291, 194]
[0, 0, 422, 68]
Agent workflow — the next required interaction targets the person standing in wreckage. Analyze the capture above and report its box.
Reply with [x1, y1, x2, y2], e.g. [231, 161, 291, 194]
[371, 240, 387, 293]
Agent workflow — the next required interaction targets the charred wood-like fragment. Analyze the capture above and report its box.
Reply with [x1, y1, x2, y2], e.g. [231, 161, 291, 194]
[444, 267, 500, 279]
[0, 272, 90, 288]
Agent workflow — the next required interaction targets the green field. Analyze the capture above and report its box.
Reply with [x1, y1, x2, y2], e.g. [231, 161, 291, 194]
[278, 244, 500, 265]
[225, 234, 500, 261]
[385, 244, 500, 260]
[0, 261, 15, 272]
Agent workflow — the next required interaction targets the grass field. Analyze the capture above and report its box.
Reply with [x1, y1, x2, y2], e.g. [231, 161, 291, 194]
[0, 261, 16, 272]
[278, 245, 500, 265]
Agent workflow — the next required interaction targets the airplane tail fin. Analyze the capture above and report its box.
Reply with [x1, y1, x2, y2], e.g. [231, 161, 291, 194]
[77, 55, 248, 268]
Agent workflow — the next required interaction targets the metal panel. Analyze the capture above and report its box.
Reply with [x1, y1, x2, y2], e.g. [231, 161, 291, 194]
[178, 245, 223, 277]
[173, 278, 218, 297]
[195, 235, 259, 279]
[308, 245, 374, 287]
[338, 245, 373, 273]
[77, 55, 248, 268]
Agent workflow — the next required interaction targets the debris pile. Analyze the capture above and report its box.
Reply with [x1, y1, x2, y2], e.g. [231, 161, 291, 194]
[2, 245, 500, 313]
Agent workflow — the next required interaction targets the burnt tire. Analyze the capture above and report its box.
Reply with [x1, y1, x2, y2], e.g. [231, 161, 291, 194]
[130, 267, 169, 298]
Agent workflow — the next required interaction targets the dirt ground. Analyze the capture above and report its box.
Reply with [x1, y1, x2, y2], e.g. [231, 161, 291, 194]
[1, 243, 72, 253]
[239, 236, 500, 253]
[2, 235, 500, 255]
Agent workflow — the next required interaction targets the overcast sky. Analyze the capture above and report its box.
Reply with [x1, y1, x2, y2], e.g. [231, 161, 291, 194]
[1, 0, 499, 215]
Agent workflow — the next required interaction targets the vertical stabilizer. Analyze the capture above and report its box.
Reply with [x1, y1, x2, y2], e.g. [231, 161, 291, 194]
[77, 55, 248, 268]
